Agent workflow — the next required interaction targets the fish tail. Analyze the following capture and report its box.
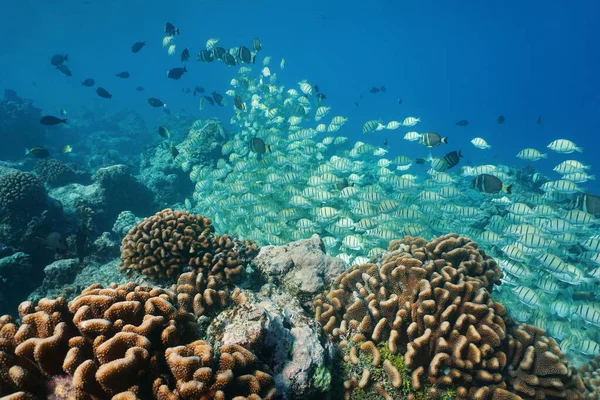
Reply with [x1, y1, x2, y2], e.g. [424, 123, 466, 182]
[441, 137, 448, 144]
[503, 184, 513, 194]
[24, 148, 30, 155]
[458, 150, 463, 157]
[576, 146, 584, 153]
[589, 175, 596, 180]
[541, 153, 548, 159]
[183, 66, 187, 72]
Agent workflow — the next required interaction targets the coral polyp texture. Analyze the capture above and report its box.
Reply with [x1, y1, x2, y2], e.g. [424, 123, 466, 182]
[578, 354, 600, 399]
[33, 159, 77, 187]
[314, 234, 586, 400]
[0, 282, 275, 399]
[120, 208, 259, 281]
[0, 171, 47, 219]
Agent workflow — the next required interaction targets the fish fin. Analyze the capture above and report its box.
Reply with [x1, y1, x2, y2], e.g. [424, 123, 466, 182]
[503, 184, 513, 194]
[266, 144, 271, 152]
[589, 175, 596, 180]
[25, 148, 30, 155]
[425, 151, 433, 162]
[441, 137, 448, 144]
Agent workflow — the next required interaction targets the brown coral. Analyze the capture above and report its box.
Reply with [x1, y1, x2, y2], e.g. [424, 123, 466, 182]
[33, 159, 78, 187]
[314, 234, 584, 400]
[0, 172, 47, 219]
[578, 354, 600, 399]
[120, 209, 259, 281]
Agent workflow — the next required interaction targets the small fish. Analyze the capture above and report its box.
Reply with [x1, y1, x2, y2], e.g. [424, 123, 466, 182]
[148, 97, 166, 107]
[167, 66, 187, 80]
[25, 147, 50, 158]
[537, 116, 542, 125]
[456, 120, 469, 126]
[116, 71, 130, 78]
[335, 178, 353, 191]
[314, 85, 320, 93]
[471, 174, 512, 194]
[136, 86, 145, 92]
[181, 47, 190, 62]
[223, 53, 237, 66]
[204, 96, 215, 106]
[316, 93, 327, 103]
[249, 137, 270, 154]
[354, 102, 360, 107]
[162, 107, 171, 115]
[419, 132, 447, 148]
[497, 115, 505, 124]
[165, 22, 179, 36]
[415, 158, 427, 165]
[56, 64, 72, 77]
[234, 95, 246, 111]
[212, 92, 224, 106]
[182, 88, 191, 94]
[50, 54, 68, 66]
[213, 47, 227, 61]
[40, 115, 67, 125]
[238, 46, 253, 64]
[169, 144, 179, 158]
[383, 138, 388, 146]
[131, 41, 145, 53]
[75, 225, 87, 263]
[193, 86, 205, 96]
[62, 144, 73, 154]
[369, 87, 381, 93]
[96, 87, 112, 99]
[397, 98, 403, 105]
[81, 78, 95, 87]
[60, 109, 67, 115]
[380, 86, 387, 93]
[252, 38, 262, 52]
[443, 150, 462, 169]
[158, 126, 170, 138]
[197, 50, 214, 62]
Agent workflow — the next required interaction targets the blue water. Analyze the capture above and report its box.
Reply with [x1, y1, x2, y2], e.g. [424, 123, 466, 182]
[2, 0, 599, 191]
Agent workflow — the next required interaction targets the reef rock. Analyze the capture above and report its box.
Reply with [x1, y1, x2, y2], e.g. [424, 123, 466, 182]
[252, 235, 346, 304]
[0, 252, 33, 315]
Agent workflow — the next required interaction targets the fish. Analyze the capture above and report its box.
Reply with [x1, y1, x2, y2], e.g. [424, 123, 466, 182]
[62, 145, 73, 154]
[40, 115, 67, 125]
[223, 53, 237, 66]
[335, 178, 353, 191]
[131, 41, 145, 53]
[419, 132, 447, 147]
[537, 116, 542, 125]
[249, 137, 270, 154]
[193, 86, 205, 96]
[573, 194, 600, 216]
[162, 107, 171, 115]
[314, 85, 320, 93]
[252, 38, 262, 52]
[369, 87, 381, 93]
[397, 98, 403, 105]
[383, 138, 388, 146]
[75, 225, 87, 263]
[497, 115, 505, 124]
[471, 173, 513, 194]
[204, 96, 215, 106]
[316, 93, 327, 103]
[443, 150, 462, 169]
[380, 86, 387, 93]
[56, 64, 72, 77]
[25, 147, 50, 158]
[169, 144, 179, 158]
[456, 120, 469, 126]
[81, 78, 95, 87]
[181, 47, 190, 62]
[213, 47, 227, 61]
[234, 95, 246, 111]
[136, 86, 145, 92]
[238, 46, 253, 64]
[167, 66, 187, 80]
[41, 232, 68, 253]
[182, 88, 191, 94]
[148, 97, 166, 107]
[50, 54, 68, 66]
[60, 109, 67, 116]
[415, 158, 427, 165]
[198, 50, 214, 62]
[116, 71, 130, 78]
[212, 92, 224, 106]
[96, 87, 112, 99]
[165, 22, 179, 36]
[158, 126, 170, 139]
[471, 137, 491, 149]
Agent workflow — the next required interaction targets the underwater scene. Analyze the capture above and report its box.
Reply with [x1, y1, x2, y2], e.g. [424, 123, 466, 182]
[1, 0, 600, 399]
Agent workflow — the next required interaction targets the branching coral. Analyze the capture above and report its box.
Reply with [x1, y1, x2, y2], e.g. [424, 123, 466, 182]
[120, 209, 259, 281]
[314, 234, 585, 400]
[578, 354, 600, 399]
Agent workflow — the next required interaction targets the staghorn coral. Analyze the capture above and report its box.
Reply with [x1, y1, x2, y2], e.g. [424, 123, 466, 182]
[314, 234, 584, 400]
[0, 172, 47, 220]
[120, 208, 259, 282]
[578, 354, 600, 399]
[153, 340, 276, 399]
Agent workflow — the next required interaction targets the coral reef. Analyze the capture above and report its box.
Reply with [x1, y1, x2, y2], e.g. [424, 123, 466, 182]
[33, 159, 90, 187]
[120, 209, 258, 281]
[113, 211, 142, 239]
[0, 89, 45, 161]
[0, 172, 47, 222]
[314, 234, 585, 399]
[579, 354, 600, 399]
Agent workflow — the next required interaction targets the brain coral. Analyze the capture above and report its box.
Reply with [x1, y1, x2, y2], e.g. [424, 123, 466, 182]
[33, 159, 76, 187]
[120, 208, 259, 281]
[314, 234, 585, 400]
[0, 282, 275, 399]
[0, 172, 46, 218]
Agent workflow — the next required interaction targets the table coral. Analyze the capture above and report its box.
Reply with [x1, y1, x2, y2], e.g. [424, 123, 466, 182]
[314, 234, 585, 400]
[120, 208, 259, 281]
